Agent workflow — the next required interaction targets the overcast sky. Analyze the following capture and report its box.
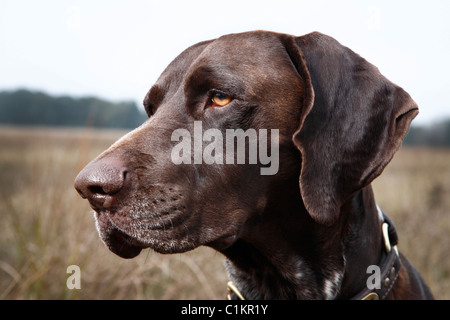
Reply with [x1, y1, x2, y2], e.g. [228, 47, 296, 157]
[1, 0, 449, 125]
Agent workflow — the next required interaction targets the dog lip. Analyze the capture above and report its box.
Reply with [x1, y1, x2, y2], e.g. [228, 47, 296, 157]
[96, 211, 150, 259]
[107, 227, 147, 259]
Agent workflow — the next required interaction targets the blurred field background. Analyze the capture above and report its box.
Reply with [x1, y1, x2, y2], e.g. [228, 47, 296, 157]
[0, 126, 448, 299]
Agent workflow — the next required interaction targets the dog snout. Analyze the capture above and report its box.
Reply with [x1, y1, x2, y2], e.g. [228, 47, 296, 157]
[74, 157, 128, 209]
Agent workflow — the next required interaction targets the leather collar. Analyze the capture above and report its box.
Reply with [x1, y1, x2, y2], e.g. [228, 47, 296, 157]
[350, 211, 401, 300]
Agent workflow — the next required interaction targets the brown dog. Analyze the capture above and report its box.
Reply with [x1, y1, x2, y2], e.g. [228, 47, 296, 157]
[74, 31, 433, 299]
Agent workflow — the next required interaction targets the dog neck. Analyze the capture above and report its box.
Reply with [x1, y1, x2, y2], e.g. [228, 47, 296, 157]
[220, 185, 383, 299]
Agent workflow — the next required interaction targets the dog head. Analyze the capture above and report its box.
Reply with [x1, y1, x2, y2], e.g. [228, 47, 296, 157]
[74, 31, 417, 258]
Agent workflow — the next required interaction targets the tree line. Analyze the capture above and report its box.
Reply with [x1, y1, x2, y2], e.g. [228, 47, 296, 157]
[0, 89, 147, 129]
[0, 89, 449, 147]
[404, 119, 450, 148]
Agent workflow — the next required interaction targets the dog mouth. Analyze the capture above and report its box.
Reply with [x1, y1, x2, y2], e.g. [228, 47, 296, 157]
[92, 201, 246, 257]
[94, 211, 150, 259]
[93, 206, 201, 256]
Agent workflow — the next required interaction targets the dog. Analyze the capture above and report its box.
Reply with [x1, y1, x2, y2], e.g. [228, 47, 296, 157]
[74, 31, 433, 299]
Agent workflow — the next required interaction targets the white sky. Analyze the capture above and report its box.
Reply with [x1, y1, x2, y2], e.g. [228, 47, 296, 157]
[0, 0, 449, 125]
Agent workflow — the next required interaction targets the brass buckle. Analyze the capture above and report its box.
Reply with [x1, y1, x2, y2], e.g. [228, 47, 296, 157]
[361, 292, 380, 300]
[227, 281, 245, 300]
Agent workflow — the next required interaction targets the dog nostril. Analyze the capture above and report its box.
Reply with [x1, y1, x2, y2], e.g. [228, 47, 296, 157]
[92, 170, 127, 196]
[88, 185, 108, 196]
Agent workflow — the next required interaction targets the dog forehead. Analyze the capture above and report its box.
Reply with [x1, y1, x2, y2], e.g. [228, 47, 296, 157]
[216, 31, 281, 50]
[152, 31, 296, 102]
[201, 31, 286, 66]
[184, 32, 294, 90]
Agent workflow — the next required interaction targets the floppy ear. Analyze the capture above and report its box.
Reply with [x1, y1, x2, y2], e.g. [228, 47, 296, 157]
[282, 32, 418, 226]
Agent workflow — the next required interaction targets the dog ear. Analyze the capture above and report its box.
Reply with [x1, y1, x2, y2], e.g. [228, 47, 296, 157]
[281, 32, 418, 226]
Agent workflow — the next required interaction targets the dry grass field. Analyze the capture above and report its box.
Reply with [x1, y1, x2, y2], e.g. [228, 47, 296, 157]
[0, 126, 448, 299]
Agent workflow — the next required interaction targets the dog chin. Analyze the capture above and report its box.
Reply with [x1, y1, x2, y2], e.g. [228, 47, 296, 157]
[97, 223, 145, 259]
[93, 211, 144, 258]
[93, 207, 241, 257]
[94, 210, 201, 257]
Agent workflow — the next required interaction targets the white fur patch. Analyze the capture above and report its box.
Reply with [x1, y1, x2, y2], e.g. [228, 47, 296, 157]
[323, 271, 343, 300]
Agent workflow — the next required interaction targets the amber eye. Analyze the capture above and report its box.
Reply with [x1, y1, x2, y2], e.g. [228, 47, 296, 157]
[211, 92, 232, 107]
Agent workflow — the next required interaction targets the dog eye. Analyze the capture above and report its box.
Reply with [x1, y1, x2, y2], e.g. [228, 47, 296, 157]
[211, 92, 232, 107]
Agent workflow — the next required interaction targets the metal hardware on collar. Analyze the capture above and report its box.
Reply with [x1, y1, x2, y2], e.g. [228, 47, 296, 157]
[393, 245, 399, 256]
[382, 222, 399, 256]
[382, 222, 392, 253]
[227, 281, 245, 300]
[361, 292, 380, 300]
[353, 210, 402, 300]
[378, 205, 399, 255]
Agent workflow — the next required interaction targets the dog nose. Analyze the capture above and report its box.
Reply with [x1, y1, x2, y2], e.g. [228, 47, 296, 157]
[74, 157, 127, 209]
